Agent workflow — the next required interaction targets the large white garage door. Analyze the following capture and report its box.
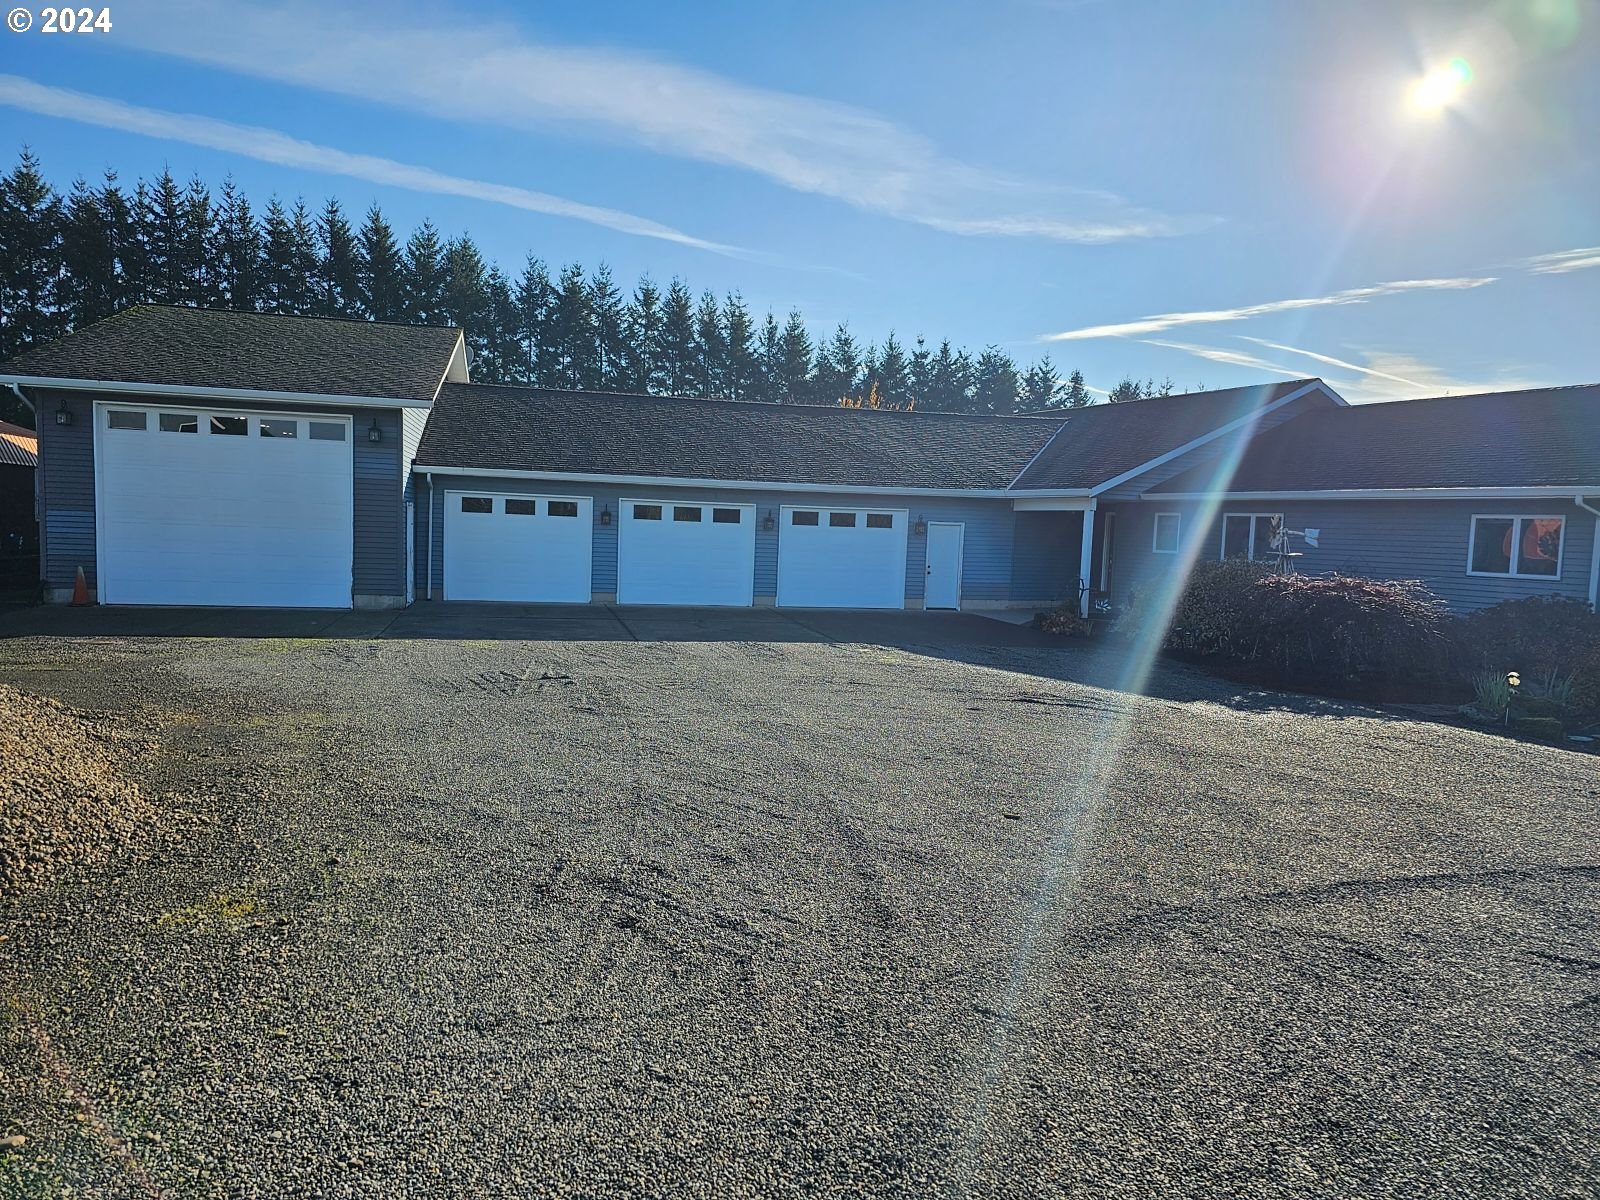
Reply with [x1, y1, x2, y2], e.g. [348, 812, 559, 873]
[618, 499, 755, 606]
[777, 506, 908, 609]
[444, 492, 592, 602]
[96, 404, 353, 607]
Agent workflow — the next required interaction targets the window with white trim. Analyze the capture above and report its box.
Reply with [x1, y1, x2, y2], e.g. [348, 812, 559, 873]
[1152, 512, 1181, 555]
[1221, 513, 1282, 561]
[1468, 515, 1564, 579]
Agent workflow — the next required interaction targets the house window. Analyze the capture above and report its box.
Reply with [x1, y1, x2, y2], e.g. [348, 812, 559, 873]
[1221, 513, 1281, 561]
[791, 510, 819, 526]
[547, 501, 579, 518]
[866, 513, 894, 529]
[210, 416, 248, 436]
[712, 508, 742, 524]
[107, 410, 147, 430]
[159, 413, 198, 433]
[1469, 515, 1564, 579]
[259, 419, 298, 438]
[308, 422, 346, 441]
[505, 499, 537, 515]
[829, 512, 857, 528]
[633, 504, 663, 521]
[461, 496, 493, 514]
[673, 506, 703, 522]
[1152, 512, 1181, 555]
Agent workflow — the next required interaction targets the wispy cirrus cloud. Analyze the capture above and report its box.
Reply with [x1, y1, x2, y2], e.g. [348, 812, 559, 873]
[1139, 339, 1310, 380]
[1044, 276, 1497, 341]
[1517, 246, 1600, 274]
[117, 0, 1202, 244]
[0, 74, 741, 255]
[1234, 336, 1426, 387]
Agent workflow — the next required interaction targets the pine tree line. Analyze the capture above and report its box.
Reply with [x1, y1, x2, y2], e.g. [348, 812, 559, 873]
[0, 148, 1134, 421]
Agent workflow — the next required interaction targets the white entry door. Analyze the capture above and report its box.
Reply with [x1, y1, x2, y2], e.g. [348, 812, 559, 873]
[925, 522, 964, 609]
[444, 492, 592, 602]
[618, 499, 755, 606]
[776, 506, 908, 609]
[95, 404, 353, 607]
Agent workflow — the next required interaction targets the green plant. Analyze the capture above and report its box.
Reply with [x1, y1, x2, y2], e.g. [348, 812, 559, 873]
[1032, 605, 1094, 637]
[1471, 670, 1511, 715]
[1458, 598, 1600, 715]
[1511, 716, 1566, 742]
[1539, 668, 1577, 709]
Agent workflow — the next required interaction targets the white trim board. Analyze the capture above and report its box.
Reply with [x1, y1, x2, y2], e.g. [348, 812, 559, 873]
[1465, 513, 1568, 581]
[2, 374, 433, 410]
[1144, 486, 1599, 501]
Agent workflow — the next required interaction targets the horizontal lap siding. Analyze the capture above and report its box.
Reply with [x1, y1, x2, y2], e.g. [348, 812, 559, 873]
[1010, 511, 1082, 604]
[1103, 499, 1597, 612]
[36, 388, 404, 600]
[423, 477, 1026, 605]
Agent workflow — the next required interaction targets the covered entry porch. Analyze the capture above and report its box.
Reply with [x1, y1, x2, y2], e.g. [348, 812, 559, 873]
[1011, 497, 1110, 617]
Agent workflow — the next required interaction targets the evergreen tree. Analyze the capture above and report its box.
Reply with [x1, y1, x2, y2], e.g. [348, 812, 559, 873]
[214, 177, 262, 312]
[1062, 368, 1093, 408]
[693, 289, 726, 397]
[59, 174, 120, 328]
[925, 340, 974, 413]
[972, 347, 1020, 414]
[286, 199, 319, 314]
[443, 235, 491, 364]
[874, 332, 911, 408]
[908, 336, 933, 410]
[259, 197, 296, 314]
[813, 324, 861, 405]
[357, 205, 405, 321]
[623, 276, 662, 394]
[549, 263, 593, 390]
[0, 149, 64, 358]
[403, 220, 447, 324]
[137, 169, 186, 306]
[315, 198, 361, 317]
[179, 175, 216, 307]
[479, 265, 520, 384]
[658, 279, 696, 395]
[1105, 376, 1176, 403]
[589, 263, 627, 390]
[1021, 356, 1063, 411]
[722, 292, 756, 400]
[513, 256, 553, 386]
[776, 311, 813, 404]
[754, 311, 782, 403]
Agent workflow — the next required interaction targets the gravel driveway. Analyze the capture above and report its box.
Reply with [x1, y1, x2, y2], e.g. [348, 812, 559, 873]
[1, 617, 1597, 1198]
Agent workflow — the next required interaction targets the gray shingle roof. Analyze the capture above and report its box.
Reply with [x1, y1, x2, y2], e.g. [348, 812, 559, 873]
[1011, 379, 1329, 489]
[1149, 384, 1600, 493]
[0, 306, 462, 403]
[417, 384, 1069, 490]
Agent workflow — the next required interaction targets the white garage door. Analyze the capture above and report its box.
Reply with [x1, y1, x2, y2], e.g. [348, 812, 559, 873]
[444, 492, 593, 602]
[618, 499, 755, 606]
[96, 404, 353, 607]
[777, 506, 908, 609]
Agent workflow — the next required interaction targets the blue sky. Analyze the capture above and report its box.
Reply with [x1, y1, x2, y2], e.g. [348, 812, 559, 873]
[1, 0, 1596, 401]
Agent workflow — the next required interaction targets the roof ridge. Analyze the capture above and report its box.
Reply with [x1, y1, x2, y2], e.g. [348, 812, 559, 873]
[120, 302, 462, 335]
[1343, 382, 1600, 408]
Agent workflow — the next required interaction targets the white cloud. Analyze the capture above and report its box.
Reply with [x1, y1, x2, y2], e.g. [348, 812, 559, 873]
[1517, 246, 1600, 274]
[1139, 340, 1310, 380]
[0, 74, 740, 255]
[1234, 337, 1426, 387]
[117, 0, 1200, 244]
[1044, 276, 1497, 341]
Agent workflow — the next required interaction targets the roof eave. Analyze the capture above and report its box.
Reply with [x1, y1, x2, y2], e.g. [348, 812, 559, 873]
[0, 375, 434, 409]
[1141, 485, 1600, 501]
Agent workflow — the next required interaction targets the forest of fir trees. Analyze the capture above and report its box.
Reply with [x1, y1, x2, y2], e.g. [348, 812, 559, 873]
[0, 149, 1181, 427]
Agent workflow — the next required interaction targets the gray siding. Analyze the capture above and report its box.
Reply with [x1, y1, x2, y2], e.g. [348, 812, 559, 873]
[1010, 510, 1084, 602]
[420, 477, 1078, 607]
[1104, 497, 1598, 612]
[33, 388, 406, 602]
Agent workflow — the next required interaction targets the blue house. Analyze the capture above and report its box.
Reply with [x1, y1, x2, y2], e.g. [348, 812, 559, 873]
[3, 306, 1596, 616]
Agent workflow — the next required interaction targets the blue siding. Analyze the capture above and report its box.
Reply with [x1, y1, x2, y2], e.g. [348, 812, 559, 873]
[1104, 498, 1598, 613]
[422, 477, 1071, 607]
[1010, 511, 1083, 603]
[34, 388, 406, 602]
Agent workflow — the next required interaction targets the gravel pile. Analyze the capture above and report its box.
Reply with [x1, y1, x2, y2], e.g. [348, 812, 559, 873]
[0, 682, 159, 896]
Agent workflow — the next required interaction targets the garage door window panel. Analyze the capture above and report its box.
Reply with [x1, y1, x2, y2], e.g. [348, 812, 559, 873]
[866, 513, 894, 529]
[108, 410, 147, 430]
[210, 416, 248, 436]
[547, 501, 579, 517]
[461, 496, 493, 514]
[829, 512, 858, 528]
[159, 414, 198, 433]
[308, 422, 345, 441]
[674, 506, 703, 522]
[713, 508, 742, 524]
[633, 504, 663, 520]
[792, 511, 819, 526]
[505, 499, 537, 515]
[259, 419, 298, 438]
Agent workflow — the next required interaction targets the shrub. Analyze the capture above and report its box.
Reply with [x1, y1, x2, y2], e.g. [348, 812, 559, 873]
[1032, 605, 1094, 637]
[1247, 572, 1455, 680]
[1458, 598, 1600, 714]
[1161, 558, 1273, 657]
[1471, 670, 1511, 715]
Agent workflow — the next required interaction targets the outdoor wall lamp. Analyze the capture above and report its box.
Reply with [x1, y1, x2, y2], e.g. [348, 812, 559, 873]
[600, 503, 613, 527]
[762, 510, 776, 532]
[54, 404, 72, 426]
[367, 417, 383, 444]
[913, 515, 927, 536]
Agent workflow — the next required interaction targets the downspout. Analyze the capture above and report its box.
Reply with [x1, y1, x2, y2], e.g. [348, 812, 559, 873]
[1576, 494, 1600, 611]
[5, 382, 34, 416]
[425, 470, 434, 601]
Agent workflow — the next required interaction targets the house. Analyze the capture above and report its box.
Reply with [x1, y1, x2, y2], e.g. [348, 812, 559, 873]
[1, 305, 1595, 616]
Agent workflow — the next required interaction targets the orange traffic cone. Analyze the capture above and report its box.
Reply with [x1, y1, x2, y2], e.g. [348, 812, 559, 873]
[71, 565, 90, 606]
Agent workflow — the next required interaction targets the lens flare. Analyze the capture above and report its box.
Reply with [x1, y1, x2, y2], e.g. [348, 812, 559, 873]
[1409, 58, 1473, 113]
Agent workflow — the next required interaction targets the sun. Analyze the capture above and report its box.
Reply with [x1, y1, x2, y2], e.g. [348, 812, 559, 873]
[1409, 58, 1473, 114]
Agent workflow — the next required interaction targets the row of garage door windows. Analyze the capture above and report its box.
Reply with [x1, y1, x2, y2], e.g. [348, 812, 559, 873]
[107, 409, 347, 440]
[458, 496, 897, 528]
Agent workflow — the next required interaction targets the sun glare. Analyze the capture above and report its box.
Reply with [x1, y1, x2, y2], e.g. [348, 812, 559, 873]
[1409, 58, 1473, 113]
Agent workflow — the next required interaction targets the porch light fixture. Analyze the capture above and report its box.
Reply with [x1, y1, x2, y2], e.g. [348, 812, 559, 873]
[600, 503, 612, 527]
[367, 417, 382, 444]
[54, 403, 72, 426]
[762, 510, 775, 532]
[913, 515, 927, 536]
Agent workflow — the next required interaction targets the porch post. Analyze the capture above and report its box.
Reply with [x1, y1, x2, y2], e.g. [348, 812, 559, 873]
[1078, 500, 1098, 617]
